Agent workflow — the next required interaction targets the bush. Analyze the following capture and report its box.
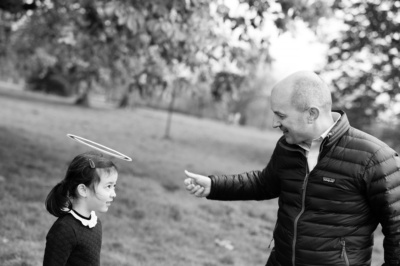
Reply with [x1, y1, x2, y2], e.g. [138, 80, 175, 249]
[26, 72, 71, 97]
[379, 125, 400, 153]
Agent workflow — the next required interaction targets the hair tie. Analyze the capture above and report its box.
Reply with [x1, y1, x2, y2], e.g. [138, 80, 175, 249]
[89, 159, 95, 169]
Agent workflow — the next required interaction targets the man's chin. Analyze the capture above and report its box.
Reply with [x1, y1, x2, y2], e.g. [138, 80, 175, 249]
[284, 137, 292, 144]
[284, 136, 297, 145]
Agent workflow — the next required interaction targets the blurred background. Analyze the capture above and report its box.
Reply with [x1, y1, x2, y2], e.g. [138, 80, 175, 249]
[0, 0, 399, 265]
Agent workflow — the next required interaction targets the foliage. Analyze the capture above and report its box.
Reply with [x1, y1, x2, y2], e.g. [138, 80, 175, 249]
[0, 0, 332, 109]
[371, 123, 400, 153]
[211, 71, 245, 102]
[324, 0, 400, 128]
[0, 0, 38, 14]
[235, 0, 330, 31]
[2, 0, 232, 106]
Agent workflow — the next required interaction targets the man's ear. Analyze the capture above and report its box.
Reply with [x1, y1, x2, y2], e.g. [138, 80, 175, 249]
[77, 184, 88, 198]
[308, 107, 320, 123]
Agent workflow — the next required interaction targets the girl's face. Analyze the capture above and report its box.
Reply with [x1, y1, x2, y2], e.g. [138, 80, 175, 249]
[86, 168, 118, 213]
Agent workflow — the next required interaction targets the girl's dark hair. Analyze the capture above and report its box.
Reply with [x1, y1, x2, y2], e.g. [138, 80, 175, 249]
[45, 151, 117, 217]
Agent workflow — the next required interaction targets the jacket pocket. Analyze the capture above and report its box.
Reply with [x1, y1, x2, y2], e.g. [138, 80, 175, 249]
[339, 237, 350, 266]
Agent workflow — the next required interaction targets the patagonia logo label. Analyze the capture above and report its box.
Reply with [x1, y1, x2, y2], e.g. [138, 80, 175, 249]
[322, 177, 336, 183]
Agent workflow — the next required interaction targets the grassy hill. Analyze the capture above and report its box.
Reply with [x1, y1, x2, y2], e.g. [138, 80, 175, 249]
[0, 86, 384, 265]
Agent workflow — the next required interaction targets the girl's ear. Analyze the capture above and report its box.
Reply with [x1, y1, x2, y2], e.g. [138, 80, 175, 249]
[77, 184, 88, 198]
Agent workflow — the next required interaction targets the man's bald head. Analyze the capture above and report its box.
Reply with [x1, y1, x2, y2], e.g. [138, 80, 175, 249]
[272, 71, 332, 113]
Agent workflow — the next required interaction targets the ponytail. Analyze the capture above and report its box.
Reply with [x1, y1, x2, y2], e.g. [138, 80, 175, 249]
[45, 151, 117, 217]
[45, 181, 72, 217]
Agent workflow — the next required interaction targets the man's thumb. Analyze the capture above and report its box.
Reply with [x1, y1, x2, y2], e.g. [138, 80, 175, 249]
[184, 170, 202, 181]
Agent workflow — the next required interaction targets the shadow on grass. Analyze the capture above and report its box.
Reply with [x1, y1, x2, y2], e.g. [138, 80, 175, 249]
[0, 126, 63, 175]
[0, 86, 76, 108]
[0, 86, 116, 111]
[0, 126, 66, 203]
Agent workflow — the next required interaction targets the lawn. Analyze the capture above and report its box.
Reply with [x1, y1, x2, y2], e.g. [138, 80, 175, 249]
[0, 86, 384, 266]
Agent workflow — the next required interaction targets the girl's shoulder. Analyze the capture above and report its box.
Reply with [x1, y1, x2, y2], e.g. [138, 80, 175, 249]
[48, 213, 75, 229]
[46, 213, 79, 241]
[50, 212, 102, 233]
[55, 213, 77, 225]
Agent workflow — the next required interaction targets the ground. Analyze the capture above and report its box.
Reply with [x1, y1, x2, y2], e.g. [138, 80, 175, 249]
[0, 85, 384, 266]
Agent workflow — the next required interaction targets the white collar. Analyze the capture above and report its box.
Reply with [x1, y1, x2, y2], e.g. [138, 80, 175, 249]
[69, 210, 98, 228]
[320, 112, 341, 139]
[298, 112, 341, 151]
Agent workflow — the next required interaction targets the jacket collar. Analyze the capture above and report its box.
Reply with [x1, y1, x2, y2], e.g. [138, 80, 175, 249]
[324, 110, 350, 148]
[278, 110, 350, 151]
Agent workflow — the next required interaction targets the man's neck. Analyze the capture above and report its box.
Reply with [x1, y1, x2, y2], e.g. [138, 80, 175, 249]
[298, 112, 340, 155]
[311, 113, 336, 140]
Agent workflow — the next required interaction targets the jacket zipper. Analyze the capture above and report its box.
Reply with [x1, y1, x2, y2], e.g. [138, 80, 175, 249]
[281, 137, 332, 266]
[340, 238, 350, 266]
[292, 171, 309, 266]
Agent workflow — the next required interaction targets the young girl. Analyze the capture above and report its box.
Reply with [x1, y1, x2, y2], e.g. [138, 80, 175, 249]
[43, 151, 118, 266]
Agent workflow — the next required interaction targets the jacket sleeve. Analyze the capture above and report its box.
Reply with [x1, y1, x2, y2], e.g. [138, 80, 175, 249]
[43, 221, 76, 266]
[206, 147, 280, 201]
[364, 147, 400, 266]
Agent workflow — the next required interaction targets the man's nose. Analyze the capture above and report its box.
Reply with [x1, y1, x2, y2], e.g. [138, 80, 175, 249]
[272, 117, 281, 128]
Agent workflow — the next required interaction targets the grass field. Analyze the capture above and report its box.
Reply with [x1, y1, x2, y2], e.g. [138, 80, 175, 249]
[0, 86, 384, 266]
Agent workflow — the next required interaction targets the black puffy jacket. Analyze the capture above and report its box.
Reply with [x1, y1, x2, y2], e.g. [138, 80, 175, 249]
[207, 111, 400, 266]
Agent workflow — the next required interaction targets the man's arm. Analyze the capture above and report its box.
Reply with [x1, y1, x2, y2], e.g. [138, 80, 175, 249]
[184, 146, 280, 201]
[206, 158, 280, 201]
[365, 147, 400, 266]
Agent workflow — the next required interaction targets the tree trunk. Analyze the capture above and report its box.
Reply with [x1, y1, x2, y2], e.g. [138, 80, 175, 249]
[75, 91, 90, 106]
[118, 83, 134, 108]
[119, 93, 130, 108]
[75, 79, 92, 107]
[164, 86, 176, 139]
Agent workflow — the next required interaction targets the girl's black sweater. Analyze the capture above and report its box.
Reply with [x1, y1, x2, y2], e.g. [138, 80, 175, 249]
[43, 213, 102, 266]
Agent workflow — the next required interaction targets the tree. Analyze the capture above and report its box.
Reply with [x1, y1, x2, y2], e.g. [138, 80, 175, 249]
[323, 0, 400, 128]
[1, 0, 331, 111]
[2, 0, 232, 107]
[0, 0, 39, 80]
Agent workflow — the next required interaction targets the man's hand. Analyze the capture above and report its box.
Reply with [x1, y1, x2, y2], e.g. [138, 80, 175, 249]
[184, 170, 211, 197]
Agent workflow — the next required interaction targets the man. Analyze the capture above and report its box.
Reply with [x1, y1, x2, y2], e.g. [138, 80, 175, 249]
[184, 71, 400, 266]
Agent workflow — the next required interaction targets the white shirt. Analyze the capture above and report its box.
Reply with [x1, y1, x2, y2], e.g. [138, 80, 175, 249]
[298, 112, 341, 172]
